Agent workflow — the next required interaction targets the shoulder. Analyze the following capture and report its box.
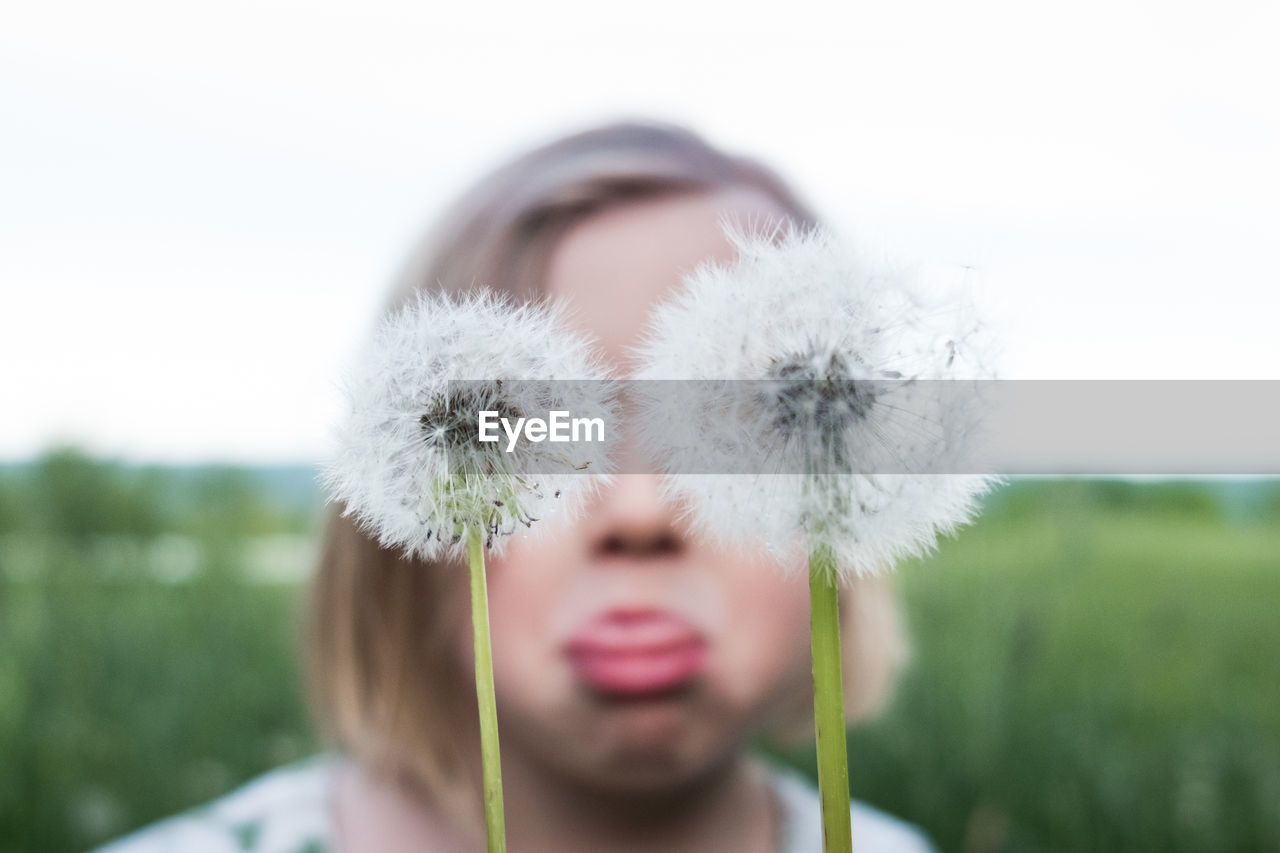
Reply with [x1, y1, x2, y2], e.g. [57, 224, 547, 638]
[93, 755, 338, 853]
[768, 764, 937, 853]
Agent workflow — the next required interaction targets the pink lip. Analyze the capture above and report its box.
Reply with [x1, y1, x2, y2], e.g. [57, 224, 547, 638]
[565, 609, 708, 697]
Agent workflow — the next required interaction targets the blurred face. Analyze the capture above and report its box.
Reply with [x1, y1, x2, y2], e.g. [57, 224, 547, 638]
[457, 191, 813, 792]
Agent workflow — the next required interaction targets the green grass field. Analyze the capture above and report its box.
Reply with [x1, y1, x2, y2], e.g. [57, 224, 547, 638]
[2, 452, 1277, 852]
[828, 483, 1280, 852]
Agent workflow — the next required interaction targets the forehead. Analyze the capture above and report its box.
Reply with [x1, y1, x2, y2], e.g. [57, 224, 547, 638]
[544, 188, 790, 368]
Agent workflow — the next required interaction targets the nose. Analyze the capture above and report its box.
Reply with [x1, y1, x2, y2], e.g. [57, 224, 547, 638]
[587, 474, 685, 560]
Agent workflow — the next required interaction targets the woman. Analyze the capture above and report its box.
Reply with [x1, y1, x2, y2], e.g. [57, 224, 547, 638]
[100, 121, 933, 852]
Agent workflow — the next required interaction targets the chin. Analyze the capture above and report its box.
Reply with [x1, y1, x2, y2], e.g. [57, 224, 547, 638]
[560, 692, 746, 793]
[583, 741, 735, 797]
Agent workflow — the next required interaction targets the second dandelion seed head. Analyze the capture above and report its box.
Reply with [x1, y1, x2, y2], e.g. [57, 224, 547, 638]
[633, 222, 996, 580]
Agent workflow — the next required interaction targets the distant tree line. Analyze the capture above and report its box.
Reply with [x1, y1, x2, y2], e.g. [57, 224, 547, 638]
[0, 447, 320, 543]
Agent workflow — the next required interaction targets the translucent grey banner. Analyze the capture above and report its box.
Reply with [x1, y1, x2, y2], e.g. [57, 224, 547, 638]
[442, 380, 1280, 475]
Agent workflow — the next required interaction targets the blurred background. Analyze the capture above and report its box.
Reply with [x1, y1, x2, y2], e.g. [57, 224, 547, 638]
[2, 1, 1277, 851]
[2, 459, 1277, 852]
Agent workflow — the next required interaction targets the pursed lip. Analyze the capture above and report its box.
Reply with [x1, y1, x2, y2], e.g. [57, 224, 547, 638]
[564, 608, 708, 697]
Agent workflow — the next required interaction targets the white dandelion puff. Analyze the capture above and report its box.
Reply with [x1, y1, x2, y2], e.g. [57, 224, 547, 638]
[634, 221, 997, 853]
[633, 222, 997, 580]
[323, 290, 618, 560]
[322, 289, 618, 852]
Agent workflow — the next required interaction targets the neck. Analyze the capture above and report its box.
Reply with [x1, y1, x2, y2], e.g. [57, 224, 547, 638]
[497, 749, 780, 853]
[334, 749, 781, 853]
[336, 714, 784, 853]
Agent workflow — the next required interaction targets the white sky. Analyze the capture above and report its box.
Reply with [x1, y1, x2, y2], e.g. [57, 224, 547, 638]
[2, 0, 1278, 463]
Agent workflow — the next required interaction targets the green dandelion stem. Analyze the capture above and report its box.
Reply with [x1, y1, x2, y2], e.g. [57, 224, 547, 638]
[468, 526, 507, 853]
[810, 544, 852, 853]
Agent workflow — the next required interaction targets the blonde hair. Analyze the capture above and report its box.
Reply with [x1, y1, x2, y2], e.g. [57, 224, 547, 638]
[306, 120, 908, 823]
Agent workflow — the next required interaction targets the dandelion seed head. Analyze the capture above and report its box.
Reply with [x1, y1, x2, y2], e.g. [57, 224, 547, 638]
[633, 224, 996, 581]
[323, 290, 617, 561]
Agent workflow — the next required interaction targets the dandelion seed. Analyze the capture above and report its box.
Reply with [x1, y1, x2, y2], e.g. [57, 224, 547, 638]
[633, 222, 997, 853]
[322, 290, 618, 853]
[633, 223, 996, 580]
[323, 290, 618, 561]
